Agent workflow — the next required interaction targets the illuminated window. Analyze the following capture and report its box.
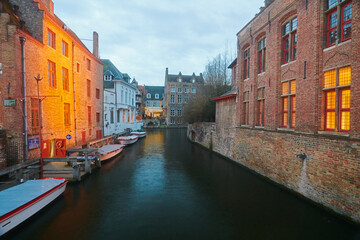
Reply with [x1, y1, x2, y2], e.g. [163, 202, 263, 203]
[243, 91, 249, 125]
[47, 29, 56, 49]
[64, 103, 70, 126]
[257, 88, 265, 126]
[31, 98, 39, 135]
[258, 38, 266, 73]
[281, 80, 296, 128]
[48, 60, 56, 87]
[282, 17, 297, 64]
[323, 66, 351, 132]
[62, 40, 68, 57]
[87, 79, 91, 97]
[86, 58, 91, 71]
[243, 48, 250, 79]
[62, 67, 69, 91]
[326, 0, 352, 47]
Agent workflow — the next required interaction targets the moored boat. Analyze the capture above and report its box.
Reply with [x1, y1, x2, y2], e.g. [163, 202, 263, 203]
[131, 131, 146, 138]
[117, 135, 139, 145]
[97, 144, 125, 162]
[0, 178, 68, 236]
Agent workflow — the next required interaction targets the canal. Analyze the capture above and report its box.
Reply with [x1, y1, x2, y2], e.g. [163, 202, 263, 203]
[7, 129, 360, 240]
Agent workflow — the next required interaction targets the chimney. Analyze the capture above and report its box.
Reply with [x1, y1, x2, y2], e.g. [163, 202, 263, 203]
[40, 0, 54, 14]
[93, 31, 99, 58]
[264, 0, 273, 7]
[165, 67, 168, 76]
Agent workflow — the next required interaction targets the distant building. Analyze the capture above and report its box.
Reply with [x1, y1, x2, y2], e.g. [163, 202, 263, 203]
[131, 78, 144, 120]
[144, 86, 164, 118]
[101, 59, 142, 136]
[164, 68, 204, 125]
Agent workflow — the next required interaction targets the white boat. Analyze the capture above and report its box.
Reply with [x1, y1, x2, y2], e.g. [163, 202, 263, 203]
[131, 131, 146, 138]
[97, 144, 124, 162]
[117, 135, 139, 145]
[0, 178, 68, 236]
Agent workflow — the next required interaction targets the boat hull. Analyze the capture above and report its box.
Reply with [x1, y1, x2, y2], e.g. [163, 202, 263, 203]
[118, 136, 138, 145]
[131, 132, 146, 138]
[0, 178, 67, 236]
[100, 146, 124, 162]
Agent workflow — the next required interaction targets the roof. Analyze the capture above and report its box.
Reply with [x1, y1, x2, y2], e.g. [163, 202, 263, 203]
[228, 59, 237, 69]
[166, 72, 204, 84]
[144, 86, 164, 100]
[211, 88, 237, 101]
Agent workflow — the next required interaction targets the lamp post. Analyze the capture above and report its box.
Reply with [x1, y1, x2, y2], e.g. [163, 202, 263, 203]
[34, 74, 43, 175]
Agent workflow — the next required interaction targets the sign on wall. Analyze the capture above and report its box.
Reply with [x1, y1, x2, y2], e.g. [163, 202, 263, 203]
[28, 137, 40, 150]
[4, 99, 16, 107]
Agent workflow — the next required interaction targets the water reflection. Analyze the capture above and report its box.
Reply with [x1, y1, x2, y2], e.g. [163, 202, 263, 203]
[6, 129, 360, 240]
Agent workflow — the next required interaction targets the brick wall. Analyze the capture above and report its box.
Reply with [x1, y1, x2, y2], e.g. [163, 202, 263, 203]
[188, 123, 360, 223]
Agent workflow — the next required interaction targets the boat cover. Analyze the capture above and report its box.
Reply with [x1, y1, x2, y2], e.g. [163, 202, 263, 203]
[0, 178, 66, 218]
[98, 144, 124, 155]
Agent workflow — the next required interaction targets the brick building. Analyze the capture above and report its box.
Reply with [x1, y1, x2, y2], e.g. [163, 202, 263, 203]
[144, 86, 164, 118]
[206, 0, 360, 222]
[164, 68, 204, 126]
[0, 0, 103, 165]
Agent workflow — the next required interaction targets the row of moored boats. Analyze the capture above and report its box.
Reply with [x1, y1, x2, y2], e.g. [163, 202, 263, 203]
[0, 131, 146, 237]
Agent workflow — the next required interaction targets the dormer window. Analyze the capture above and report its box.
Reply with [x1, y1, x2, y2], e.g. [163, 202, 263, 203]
[147, 93, 151, 98]
[155, 94, 159, 99]
[104, 75, 112, 81]
[192, 79, 195, 83]
[178, 78, 182, 82]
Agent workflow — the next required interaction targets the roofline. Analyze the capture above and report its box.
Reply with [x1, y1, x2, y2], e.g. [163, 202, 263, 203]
[228, 58, 237, 69]
[211, 93, 237, 101]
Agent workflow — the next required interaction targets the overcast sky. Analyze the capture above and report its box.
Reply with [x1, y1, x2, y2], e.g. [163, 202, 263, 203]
[53, 0, 264, 86]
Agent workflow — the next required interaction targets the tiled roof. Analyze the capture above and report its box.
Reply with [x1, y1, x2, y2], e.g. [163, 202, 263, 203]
[211, 88, 237, 101]
[144, 86, 164, 100]
[166, 73, 204, 84]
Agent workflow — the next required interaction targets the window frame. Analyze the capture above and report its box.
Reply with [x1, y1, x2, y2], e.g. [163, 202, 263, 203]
[62, 67, 69, 91]
[48, 60, 56, 88]
[257, 88, 265, 126]
[243, 91, 249, 125]
[243, 48, 250, 79]
[62, 40, 68, 57]
[258, 38, 266, 74]
[281, 17, 297, 64]
[47, 29, 56, 49]
[31, 98, 40, 134]
[281, 79, 296, 129]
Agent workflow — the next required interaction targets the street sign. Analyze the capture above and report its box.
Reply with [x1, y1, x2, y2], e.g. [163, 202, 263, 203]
[4, 99, 16, 107]
[66, 134, 72, 140]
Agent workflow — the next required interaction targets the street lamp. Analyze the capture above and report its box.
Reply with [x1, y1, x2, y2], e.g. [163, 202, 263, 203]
[34, 74, 43, 175]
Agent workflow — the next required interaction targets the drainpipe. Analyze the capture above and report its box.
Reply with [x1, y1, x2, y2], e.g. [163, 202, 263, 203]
[20, 36, 28, 162]
[72, 42, 77, 145]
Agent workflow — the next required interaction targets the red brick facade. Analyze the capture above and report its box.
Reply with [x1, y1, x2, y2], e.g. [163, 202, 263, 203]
[205, 0, 360, 223]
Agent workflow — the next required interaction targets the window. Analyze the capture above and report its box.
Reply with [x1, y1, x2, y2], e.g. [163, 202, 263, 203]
[96, 112, 100, 123]
[184, 95, 188, 104]
[87, 80, 91, 97]
[243, 91, 249, 125]
[96, 88, 100, 99]
[178, 95, 182, 104]
[178, 88, 182, 93]
[177, 107, 182, 116]
[178, 119, 182, 124]
[62, 40, 68, 57]
[192, 79, 195, 83]
[31, 98, 39, 134]
[155, 93, 159, 99]
[281, 80, 296, 128]
[47, 29, 55, 49]
[76, 63, 80, 73]
[48, 60, 56, 87]
[257, 88, 265, 126]
[110, 111, 114, 123]
[170, 94, 175, 104]
[171, 87, 175, 92]
[64, 103, 70, 126]
[170, 107, 175, 116]
[147, 93, 151, 98]
[243, 48, 250, 79]
[122, 109, 126, 122]
[326, 0, 352, 47]
[178, 78, 182, 82]
[62, 67, 69, 91]
[88, 106, 92, 126]
[185, 88, 189, 93]
[323, 66, 351, 132]
[170, 118, 175, 124]
[104, 75, 112, 81]
[191, 88, 196, 93]
[258, 38, 266, 73]
[282, 17, 297, 64]
[86, 58, 91, 71]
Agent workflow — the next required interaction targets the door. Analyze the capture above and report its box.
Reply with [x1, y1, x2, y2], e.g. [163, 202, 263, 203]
[55, 139, 66, 157]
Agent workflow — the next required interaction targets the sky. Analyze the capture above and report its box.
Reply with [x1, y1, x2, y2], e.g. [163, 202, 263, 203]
[53, 0, 265, 86]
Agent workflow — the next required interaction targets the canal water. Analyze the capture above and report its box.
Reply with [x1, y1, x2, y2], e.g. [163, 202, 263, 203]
[6, 129, 360, 240]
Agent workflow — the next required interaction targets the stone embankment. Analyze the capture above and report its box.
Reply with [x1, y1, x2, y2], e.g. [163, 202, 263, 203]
[188, 122, 360, 224]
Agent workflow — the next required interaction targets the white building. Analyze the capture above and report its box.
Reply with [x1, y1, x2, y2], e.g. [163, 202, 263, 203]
[101, 59, 142, 136]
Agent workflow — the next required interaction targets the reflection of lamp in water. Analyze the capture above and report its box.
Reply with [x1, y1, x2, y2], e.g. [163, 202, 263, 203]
[34, 74, 43, 175]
